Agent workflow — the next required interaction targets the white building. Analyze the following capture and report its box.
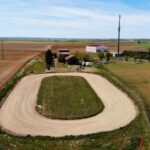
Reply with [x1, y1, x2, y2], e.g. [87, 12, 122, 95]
[86, 46, 122, 57]
[110, 51, 123, 57]
[86, 46, 97, 53]
[86, 45, 109, 53]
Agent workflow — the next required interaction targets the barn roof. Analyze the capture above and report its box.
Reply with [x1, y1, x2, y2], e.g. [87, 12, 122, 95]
[65, 54, 74, 60]
[97, 45, 109, 52]
[59, 49, 70, 55]
[97, 45, 108, 49]
[59, 49, 69, 52]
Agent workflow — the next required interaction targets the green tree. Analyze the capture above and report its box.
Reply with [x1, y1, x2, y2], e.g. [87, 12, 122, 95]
[106, 52, 111, 61]
[84, 53, 91, 62]
[74, 52, 91, 62]
[98, 52, 105, 61]
[45, 49, 53, 70]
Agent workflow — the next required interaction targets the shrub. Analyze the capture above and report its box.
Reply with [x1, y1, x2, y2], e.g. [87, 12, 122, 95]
[123, 137, 140, 150]
[106, 52, 112, 61]
[74, 52, 91, 62]
[98, 52, 105, 61]
[121, 50, 150, 61]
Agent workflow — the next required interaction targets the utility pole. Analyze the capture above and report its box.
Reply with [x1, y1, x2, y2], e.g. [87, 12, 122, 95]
[117, 15, 121, 57]
[1, 40, 4, 59]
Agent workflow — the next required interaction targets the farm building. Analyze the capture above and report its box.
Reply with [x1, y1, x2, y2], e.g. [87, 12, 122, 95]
[86, 45, 109, 53]
[58, 49, 70, 56]
[58, 49, 70, 62]
[65, 54, 79, 65]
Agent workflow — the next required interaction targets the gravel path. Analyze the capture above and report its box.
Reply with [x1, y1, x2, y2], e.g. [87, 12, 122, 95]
[0, 73, 138, 137]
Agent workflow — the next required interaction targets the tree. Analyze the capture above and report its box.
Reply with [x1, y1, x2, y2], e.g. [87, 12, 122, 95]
[133, 55, 139, 62]
[106, 52, 111, 61]
[74, 52, 91, 62]
[145, 55, 150, 62]
[98, 52, 105, 61]
[53, 53, 57, 59]
[45, 49, 53, 70]
[83, 53, 91, 62]
[138, 40, 141, 44]
[125, 55, 128, 62]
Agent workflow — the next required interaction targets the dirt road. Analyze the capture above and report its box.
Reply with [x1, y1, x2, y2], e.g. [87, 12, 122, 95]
[0, 73, 138, 137]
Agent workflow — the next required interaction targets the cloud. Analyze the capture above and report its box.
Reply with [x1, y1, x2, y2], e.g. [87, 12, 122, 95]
[0, 0, 150, 38]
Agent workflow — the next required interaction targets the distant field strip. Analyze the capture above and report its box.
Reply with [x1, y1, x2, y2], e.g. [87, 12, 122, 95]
[0, 73, 138, 137]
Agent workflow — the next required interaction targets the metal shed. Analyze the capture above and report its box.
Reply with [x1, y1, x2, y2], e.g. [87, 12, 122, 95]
[96, 46, 109, 52]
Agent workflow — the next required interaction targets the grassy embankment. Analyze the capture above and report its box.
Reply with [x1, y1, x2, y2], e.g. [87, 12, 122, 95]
[0, 57, 150, 149]
[37, 76, 103, 120]
[104, 62, 150, 120]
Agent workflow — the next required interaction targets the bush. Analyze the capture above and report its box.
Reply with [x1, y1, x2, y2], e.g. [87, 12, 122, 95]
[0, 75, 25, 102]
[133, 55, 139, 62]
[74, 52, 91, 62]
[123, 137, 140, 150]
[98, 52, 105, 61]
[106, 52, 112, 61]
[84, 53, 91, 62]
[121, 50, 150, 61]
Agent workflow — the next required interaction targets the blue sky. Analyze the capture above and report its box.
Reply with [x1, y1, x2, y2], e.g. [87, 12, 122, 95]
[0, 0, 150, 38]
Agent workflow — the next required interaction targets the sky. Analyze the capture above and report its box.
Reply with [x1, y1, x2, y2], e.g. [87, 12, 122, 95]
[0, 0, 150, 39]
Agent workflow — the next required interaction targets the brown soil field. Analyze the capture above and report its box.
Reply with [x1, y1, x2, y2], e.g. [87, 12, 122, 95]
[0, 42, 53, 90]
[51, 41, 146, 53]
[2, 42, 51, 51]
[2, 41, 146, 53]
[0, 41, 147, 91]
[0, 50, 44, 90]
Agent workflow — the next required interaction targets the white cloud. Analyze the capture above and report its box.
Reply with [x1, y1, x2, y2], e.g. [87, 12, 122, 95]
[0, 0, 150, 38]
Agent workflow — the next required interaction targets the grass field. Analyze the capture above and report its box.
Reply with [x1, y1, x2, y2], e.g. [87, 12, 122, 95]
[37, 76, 103, 119]
[103, 62, 150, 119]
[24, 59, 46, 74]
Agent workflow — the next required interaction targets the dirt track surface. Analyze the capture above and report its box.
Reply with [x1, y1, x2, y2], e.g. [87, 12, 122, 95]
[0, 73, 138, 137]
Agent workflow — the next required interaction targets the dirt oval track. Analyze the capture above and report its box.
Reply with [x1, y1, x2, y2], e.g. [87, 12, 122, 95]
[0, 73, 138, 137]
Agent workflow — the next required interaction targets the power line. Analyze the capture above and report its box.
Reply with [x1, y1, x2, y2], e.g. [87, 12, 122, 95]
[117, 15, 121, 57]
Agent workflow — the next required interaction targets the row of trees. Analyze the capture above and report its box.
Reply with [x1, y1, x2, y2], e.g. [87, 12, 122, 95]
[98, 52, 112, 61]
[75, 52, 112, 62]
[121, 50, 150, 62]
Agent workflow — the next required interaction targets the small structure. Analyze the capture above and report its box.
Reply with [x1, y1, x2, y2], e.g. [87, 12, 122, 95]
[85, 62, 93, 67]
[58, 49, 70, 62]
[58, 49, 70, 56]
[110, 51, 123, 57]
[97, 46, 109, 52]
[65, 54, 79, 65]
[86, 45, 109, 53]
